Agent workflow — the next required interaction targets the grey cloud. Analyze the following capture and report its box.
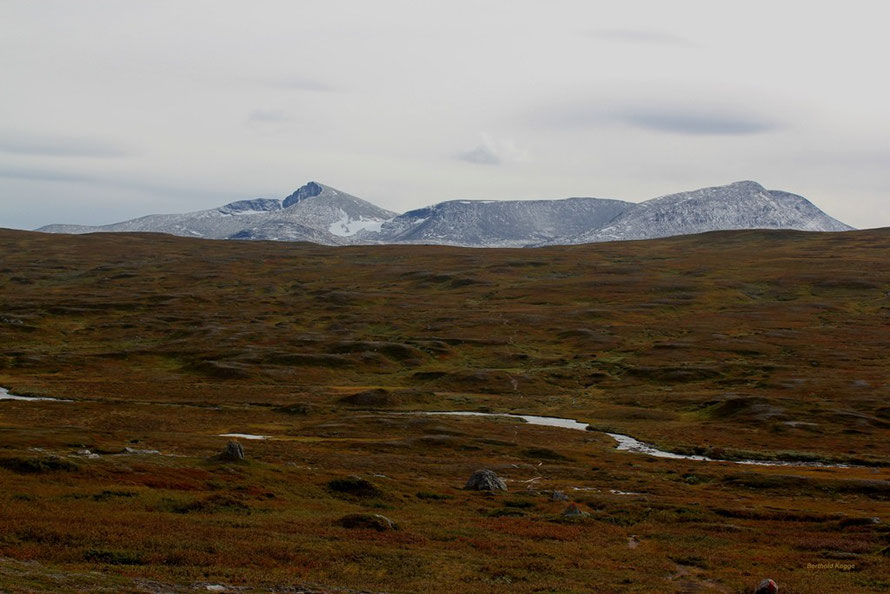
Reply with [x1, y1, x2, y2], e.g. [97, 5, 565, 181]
[585, 29, 695, 47]
[0, 130, 132, 157]
[248, 109, 291, 123]
[455, 135, 528, 166]
[456, 145, 501, 166]
[0, 165, 232, 201]
[0, 166, 97, 183]
[266, 76, 338, 92]
[619, 108, 779, 135]
[532, 100, 781, 136]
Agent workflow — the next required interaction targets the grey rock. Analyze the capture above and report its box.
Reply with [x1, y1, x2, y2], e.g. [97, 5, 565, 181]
[217, 198, 281, 215]
[754, 578, 778, 594]
[336, 513, 398, 531]
[121, 447, 161, 455]
[562, 503, 590, 518]
[464, 468, 507, 491]
[282, 181, 324, 207]
[550, 490, 569, 501]
[217, 441, 244, 462]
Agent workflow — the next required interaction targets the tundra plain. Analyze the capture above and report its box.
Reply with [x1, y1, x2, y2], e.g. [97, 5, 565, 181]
[0, 228, 888, 592]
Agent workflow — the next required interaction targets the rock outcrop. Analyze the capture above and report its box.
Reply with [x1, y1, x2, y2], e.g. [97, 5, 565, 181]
[336, 513, 398, 531]
[562, 503, 590, 518]
[464, 469, 507, 491]
[216, 441, 244, 462]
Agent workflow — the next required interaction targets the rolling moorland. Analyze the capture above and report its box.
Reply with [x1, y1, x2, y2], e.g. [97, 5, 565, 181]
[0, 227, 889, 592]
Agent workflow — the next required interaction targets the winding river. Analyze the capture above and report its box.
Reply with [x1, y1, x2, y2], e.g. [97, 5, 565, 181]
[417, 411, 853, 468]
[0, 385, 856, 468]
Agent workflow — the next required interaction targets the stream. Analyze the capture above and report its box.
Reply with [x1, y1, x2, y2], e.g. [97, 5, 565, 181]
[0, 387, 71, 402]
[417, 411, 852, 468]
[0, 385, 855, 468]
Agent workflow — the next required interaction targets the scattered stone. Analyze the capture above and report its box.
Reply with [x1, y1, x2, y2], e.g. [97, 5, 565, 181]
[561, 503, 590, 518]
[550, 490, 569, 501]
[336, 513, 398, 531]
[627, 535, 640, 549]
[754, 578, 778, 594]
[121, 447, 161, 455]
[338, 388, 401, 407]
[464, 469, 507, 491]
[215, 441, 244, 462]
[327, 475, 382, 498]
[75, 449, 100, 459]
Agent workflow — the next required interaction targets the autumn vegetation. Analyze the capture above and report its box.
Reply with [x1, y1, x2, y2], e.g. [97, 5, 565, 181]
[0, 227, 888, 592]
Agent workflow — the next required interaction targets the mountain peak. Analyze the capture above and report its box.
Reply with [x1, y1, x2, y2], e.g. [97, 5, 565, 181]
[283, 181, 326, 208]
[561, 180, 852, 244]
[727, 180, 765, 191]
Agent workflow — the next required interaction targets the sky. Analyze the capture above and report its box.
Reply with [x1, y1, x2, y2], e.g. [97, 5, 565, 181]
[1, 0, 889, 230]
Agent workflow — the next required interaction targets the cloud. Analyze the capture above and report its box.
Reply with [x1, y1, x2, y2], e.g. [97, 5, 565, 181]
[531, 96, 782, 137]
[0, 130, 132, 157]
[619, 107, 780, 135]
[0, 165, 97, 183]
[247, 108, 291, 123]
[0, 165, 229, 199]
[265, 76, 338, 92]
[457, 145, 501, 165]
[584, 29, 696, 47]
[456, 134, 528, 166]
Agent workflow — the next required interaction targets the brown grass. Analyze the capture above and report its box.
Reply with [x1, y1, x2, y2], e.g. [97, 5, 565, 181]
[0, 227, 888, 592]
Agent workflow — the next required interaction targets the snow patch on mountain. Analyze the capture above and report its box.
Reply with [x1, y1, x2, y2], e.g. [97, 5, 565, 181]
[328, 210, 387, 237]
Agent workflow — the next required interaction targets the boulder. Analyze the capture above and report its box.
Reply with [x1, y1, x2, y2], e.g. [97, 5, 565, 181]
[464, 469, 507, 491]
[327, 475, 382, 498]
[217, 441, 244, 462]
[121, 447, 161, 455]
[336, 513, 398, 531]
[562, 503, 589, 518]
[550, 490, 569, 501]
[754, 578, 778, 594]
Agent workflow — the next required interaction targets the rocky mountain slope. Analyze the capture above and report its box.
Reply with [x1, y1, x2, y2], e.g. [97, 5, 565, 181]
[38, 182, 395, 244]
[556, 181, 852, 245]
[362, 197, 632, 247]
[36, 180, 853, 246]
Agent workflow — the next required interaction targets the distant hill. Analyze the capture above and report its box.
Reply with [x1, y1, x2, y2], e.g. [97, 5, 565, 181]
[363, 197, 632, 247]
[37, 180, 853, 246]
[38, 182, 396, 244]
[555, 181, 852, 245]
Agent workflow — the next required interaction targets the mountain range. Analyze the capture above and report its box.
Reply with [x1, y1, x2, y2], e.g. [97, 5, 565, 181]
[37, 180, 853, 247]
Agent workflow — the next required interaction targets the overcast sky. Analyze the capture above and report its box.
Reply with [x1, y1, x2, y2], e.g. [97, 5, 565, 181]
[2, 0, 889, 230]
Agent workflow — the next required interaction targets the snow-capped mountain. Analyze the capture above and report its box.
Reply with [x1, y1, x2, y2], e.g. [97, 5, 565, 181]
[554, 181, 853, 245]
[36, 180, 853, 246]
[231, 182, 396, 242]
[361, 198, 632, 247]
[38, 182, 396, 244]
